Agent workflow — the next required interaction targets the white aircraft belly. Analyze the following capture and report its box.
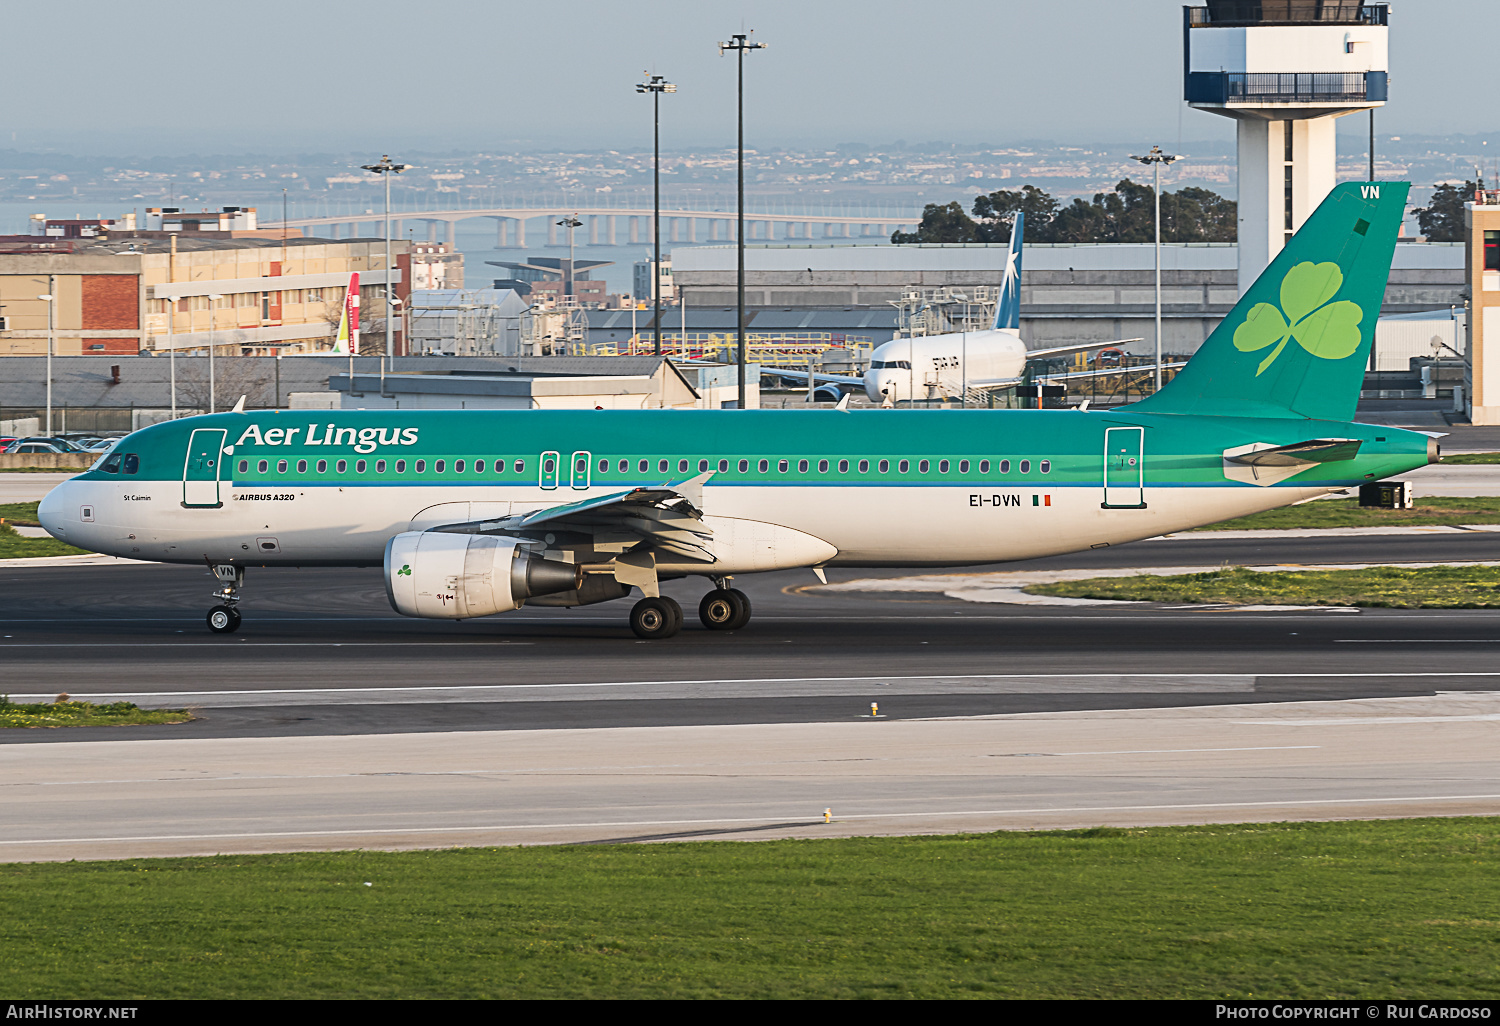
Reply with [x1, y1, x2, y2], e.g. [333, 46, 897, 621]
[703, 481, 1332, 566]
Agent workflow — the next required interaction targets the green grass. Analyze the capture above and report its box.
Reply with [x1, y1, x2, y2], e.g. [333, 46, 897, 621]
[0, 522, 85, 559]
[1442, 452, 1500, 464]
[0, 819, 1497, 998]
[0, 696, 191, 729]
[1193, 496, 1500, 531]
[0, 501, 41, 526]
[1027, 564, 1500, 607]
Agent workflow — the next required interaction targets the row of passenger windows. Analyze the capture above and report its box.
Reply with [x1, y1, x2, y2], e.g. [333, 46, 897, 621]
[583, 457, 1050, 475]
[240, 456, 1052, 477]
[238, 457, 525, 476]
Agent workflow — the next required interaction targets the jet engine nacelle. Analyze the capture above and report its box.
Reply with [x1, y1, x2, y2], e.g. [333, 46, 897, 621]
[384, 531, 581, 619]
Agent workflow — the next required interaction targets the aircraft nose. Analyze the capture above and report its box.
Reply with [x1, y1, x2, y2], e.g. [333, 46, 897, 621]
[36, 480, 74, 541]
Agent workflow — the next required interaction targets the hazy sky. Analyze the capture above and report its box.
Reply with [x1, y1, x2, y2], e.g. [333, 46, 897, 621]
[0, 0, 1485, 155]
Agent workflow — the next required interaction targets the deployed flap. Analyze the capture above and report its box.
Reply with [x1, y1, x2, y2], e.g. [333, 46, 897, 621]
[430, 479, 716, 564]
[1224, 438, 1362, 467]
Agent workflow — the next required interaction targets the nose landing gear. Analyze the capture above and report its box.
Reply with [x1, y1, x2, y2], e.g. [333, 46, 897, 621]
[206, 563, 244, 634]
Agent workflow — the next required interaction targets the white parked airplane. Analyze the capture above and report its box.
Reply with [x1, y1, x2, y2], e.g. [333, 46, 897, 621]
[861, 212, 1140, 403]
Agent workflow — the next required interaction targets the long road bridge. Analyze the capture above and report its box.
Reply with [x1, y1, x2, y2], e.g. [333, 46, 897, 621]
[263, 206, 920, 248]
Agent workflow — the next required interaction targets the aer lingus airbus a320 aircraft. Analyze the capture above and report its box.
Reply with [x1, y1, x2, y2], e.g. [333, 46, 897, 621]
[40, 182, 1437, 638]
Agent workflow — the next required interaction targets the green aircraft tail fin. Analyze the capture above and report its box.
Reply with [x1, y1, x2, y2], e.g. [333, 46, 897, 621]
[1134, 181, 1409, 422]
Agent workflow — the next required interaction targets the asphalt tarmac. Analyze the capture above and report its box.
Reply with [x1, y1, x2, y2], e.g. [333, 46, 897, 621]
[6, 691, 1499, 861]
[6, 508, 1500, 858]
[2, 527, 1499, 739]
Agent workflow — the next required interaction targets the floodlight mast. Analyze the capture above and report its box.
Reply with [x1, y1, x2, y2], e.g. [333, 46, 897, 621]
[719, 31, 766, 409]
[556, 214, 583, 303]
[38, 283, 54, 434]
[361, 154, 408, 392]
[208, 294, 223, 413]
[637, 73, 676, 357]
[1130, 146, 1179, 392]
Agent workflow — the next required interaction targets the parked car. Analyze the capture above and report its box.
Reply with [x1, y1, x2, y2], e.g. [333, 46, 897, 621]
[5, 441, 70, 454]
[81, 438, 121, 453]
[9, 436, 89, 452]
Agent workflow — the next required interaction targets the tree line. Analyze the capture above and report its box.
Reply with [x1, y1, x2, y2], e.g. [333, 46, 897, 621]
[1410, 182, 1471, 242]
[892, 180, 1238, 244]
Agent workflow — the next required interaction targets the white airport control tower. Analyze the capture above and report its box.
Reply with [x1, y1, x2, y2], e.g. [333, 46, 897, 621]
[1184, 1, 1388, 294]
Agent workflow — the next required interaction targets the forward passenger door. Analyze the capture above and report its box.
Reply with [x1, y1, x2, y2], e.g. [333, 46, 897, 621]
[182, 428, 227, 509]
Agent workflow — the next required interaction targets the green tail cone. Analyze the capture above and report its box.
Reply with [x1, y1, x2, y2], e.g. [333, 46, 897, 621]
[1135, 181, 1409, 422]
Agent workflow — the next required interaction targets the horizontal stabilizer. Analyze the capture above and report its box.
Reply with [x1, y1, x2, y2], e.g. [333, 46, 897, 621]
[1224, 438, 1362, 468]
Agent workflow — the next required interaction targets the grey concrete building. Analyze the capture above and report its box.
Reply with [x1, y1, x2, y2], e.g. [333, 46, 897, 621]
[671, 242, 1465, 357]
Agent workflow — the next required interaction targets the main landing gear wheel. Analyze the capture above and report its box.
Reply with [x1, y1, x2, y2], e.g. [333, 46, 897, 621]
[699, 589, 751, 631]
[630, 596, 683, 639]
[207, 604, 242, 634]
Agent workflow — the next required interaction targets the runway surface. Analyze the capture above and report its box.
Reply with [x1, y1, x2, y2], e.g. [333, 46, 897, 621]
[4, 530, 1500, 860]
[3, 528, 1500, 735]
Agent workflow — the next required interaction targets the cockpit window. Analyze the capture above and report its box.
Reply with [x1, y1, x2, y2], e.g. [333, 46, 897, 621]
[100, 453, 123, 474]
[122, 454, 140, 475]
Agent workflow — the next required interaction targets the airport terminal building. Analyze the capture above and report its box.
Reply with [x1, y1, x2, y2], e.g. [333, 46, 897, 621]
[670, 242, 1465, 360]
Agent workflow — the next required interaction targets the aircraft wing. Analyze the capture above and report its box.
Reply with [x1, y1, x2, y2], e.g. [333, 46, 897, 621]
[1037, 361, 1188, 382]
[761, 368, 865, 387]
[1024, 338, 1145, 361]
[966, 377, 1024, 389]
[429, 474, 717, 563]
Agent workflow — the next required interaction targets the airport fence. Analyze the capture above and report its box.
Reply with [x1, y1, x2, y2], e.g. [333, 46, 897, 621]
[581, 333, 874, 369]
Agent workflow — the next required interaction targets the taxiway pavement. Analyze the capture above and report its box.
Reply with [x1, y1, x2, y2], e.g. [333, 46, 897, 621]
[5, 530, 1500, 861]
[4, 690, 1498, 862]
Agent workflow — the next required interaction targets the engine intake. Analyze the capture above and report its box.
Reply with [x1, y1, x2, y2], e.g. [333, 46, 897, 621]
[384, 531, 581, 619]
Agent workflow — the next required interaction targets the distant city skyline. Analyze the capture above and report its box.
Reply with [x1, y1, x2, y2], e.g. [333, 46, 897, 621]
[0, 1, 1486, 156]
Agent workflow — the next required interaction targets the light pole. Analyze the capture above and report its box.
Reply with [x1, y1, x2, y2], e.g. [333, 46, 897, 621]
[208, 294, 223, 413]
[360, 154, 408, 386]
[164, 294, 180, 419]
[719, 31, 766, 409]
[37, 282, 54, 435]
[637, 73, 676, 356]
[556, 214, 582, 300]
[1131, 146, 1178, 392]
